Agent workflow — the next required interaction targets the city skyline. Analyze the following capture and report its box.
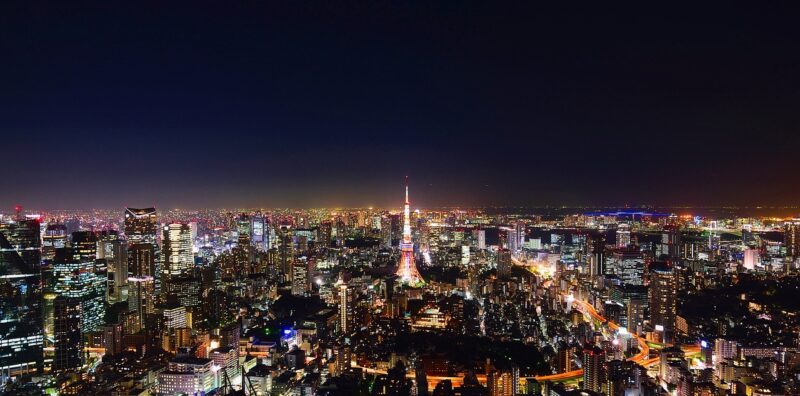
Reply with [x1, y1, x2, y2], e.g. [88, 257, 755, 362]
[2, 3, 800, 394]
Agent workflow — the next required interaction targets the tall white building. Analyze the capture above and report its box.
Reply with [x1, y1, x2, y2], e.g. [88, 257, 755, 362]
[163, 223, 194, 276]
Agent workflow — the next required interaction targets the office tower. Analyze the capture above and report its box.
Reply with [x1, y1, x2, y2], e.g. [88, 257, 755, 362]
[292, 260, 308, 296]
[278, 225, 293, 281]
[395, 181, 424, 284]
[102, 322, 124, 356]
[165, 274, 202, 311]
[649, 262, 677, 343]
[487, 366, 519, 396]
[124, 207, 160, 294]
[611, 248, 644, 285]
[162, 223, 193, 277]
[476, 229, 486, 250]
[251, 214, 265, 250]
[319, 220, 332, 248]
[659, 346, 685, 382]
[612, 284, 648, 334]
[163, 305, 188, 329]
[98, 238, 128, 303]
[661, 230, 682, 259]
[616, 224, 631, 248]
[236, 214, 251, 246]
[784, 219, 800, 258]
[335, 344, 352, 375]
[582, 345, 605, 393]
[125, 207, 158, 242]
[71, 231, 98, 261]
[52, 248, 106, 333]
[0, 217, 44, 383]
[219, 323, 240, 349]
[743, 248, 758, 270]
[496, 248, 512, 279]
[339, 283, 355, 335]
[507, 229, 519, 252]
[590, 235, 606, 277]
[42, 222, 67, 261]
[52, 296, 82, 372]
[128, 243, 156, 325]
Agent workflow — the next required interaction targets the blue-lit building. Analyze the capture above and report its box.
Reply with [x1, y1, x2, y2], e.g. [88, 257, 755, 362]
[0, 217, 44, 385]
[52, 248, 106, 334]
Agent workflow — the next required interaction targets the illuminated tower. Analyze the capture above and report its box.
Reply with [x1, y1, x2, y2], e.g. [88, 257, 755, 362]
[395, 179, 423, 285]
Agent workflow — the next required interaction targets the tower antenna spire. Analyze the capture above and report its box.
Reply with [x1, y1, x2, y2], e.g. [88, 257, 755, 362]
[396, 176, 423, 285]
[405, 176, 409, 205]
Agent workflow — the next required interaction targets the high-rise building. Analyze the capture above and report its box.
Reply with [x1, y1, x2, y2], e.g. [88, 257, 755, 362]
[128, 243, 156, 325]
[163, 223, 194, 277]
[292, 259, 308, 296]
[124, 207, 160, 294]
[395, 181, 423, 285]
[236, 214, 251, 246]
[52, 248, 106, 334]
[163, 305, 188, 329]
[102, 322, 125, 356]
[582, 345, 605, 393]
[339, 283, 355, 335]
[71, 231, 99, 261]
[649, 262, 677, 343]
[784, 219, 800, 258]
[496, 248, 512, 279]
[591, 235, 606, 277]
[0, 217, 44, 382]
[319, 221, 332, 248]
[278, 226, 293, 281]
[98, 238, 128, 303]
[610, 248, 644, 286]
[42, 223, 67, 261]
[743, 248, 758, 270]
[52, 296, 82, 372]
[124, 207, 158, 243]
[616, 224, 631, 248]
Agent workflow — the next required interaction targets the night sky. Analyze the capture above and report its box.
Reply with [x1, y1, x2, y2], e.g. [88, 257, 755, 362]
[2, 2, 799, 209]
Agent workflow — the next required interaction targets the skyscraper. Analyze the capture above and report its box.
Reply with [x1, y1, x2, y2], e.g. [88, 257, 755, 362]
[339, 282, 355, 335]
[125, 207, 161, 295]
[128, 243, 156, 326]
[292, 259, 309, 296]
[42, 222, 67, 261]
[496, 248, 512, 279]
[590, 235, 606, 278]
[52, 296, 82, 372]
[784, 219, 800, 258]
[649, 262, 677, 343]
[162, 223, 194, 277]
[98, 238, 128, 303]
[395, 180, 423, 285]
[71, 231, 99, 261]
[0, 217, 44, 383]
[52, 248, 106, 333]
[236, 213, 251, 246]
[616, 224, 631, 248]
[582, 345, 606, 393]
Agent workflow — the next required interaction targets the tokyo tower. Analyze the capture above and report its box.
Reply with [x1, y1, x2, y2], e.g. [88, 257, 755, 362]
[396, 178, 424, 285]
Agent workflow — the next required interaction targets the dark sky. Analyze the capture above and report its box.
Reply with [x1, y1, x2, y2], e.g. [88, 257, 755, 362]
[2, 2, 800, 209]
